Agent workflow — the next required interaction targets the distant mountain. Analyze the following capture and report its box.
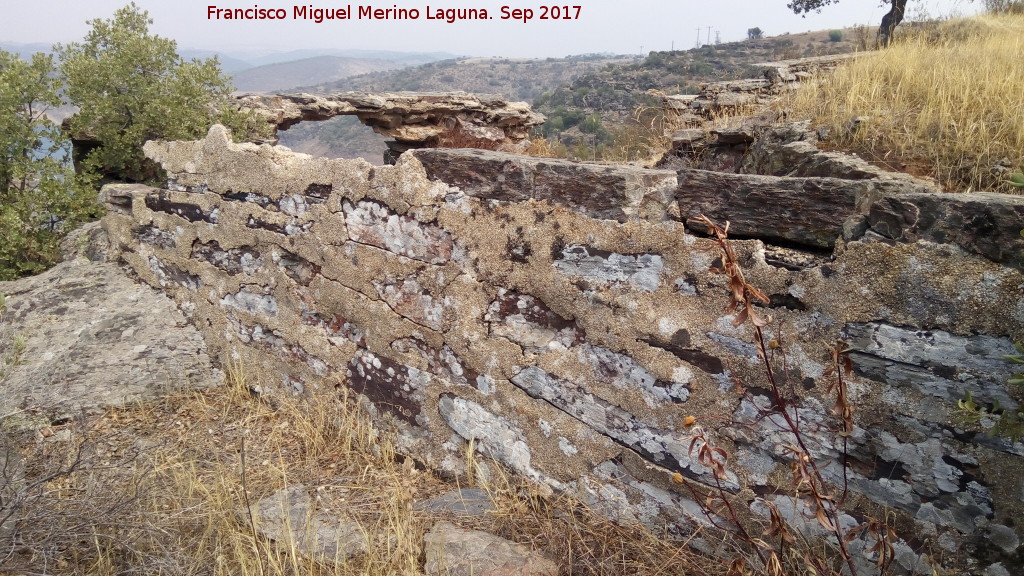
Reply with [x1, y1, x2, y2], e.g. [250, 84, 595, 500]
[230, 55, 408, 93]
[0, 42, 55, 59]
[304, 54, 637, 103]
[243, 49, 456, 67]
[1, 43, 254, 73]
[178, 49, 253, 74]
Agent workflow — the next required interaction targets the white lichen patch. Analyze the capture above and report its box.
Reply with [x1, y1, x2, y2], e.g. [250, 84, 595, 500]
[220, 289, 278, 317]
[553, 244, 664, 292]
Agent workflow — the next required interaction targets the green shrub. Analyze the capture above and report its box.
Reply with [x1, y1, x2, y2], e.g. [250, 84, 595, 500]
[0, 50, 101, 280]
[58, 2, 269, 185]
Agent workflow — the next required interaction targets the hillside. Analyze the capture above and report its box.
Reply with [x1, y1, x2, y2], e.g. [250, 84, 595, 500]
[231, 55, 405, 93]
[301, 54, 635, 102]
[241, 48, 455, 68]
[5, 12, 1024, 575]
[281, 29, 863, 163]
[544, 27, 862, 111]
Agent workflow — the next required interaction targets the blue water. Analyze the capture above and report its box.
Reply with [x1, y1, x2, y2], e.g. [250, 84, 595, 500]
[33, 135, 72, 165]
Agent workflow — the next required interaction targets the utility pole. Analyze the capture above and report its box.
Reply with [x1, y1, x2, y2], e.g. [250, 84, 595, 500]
[695, 27, 701, 47]
[706, 26, 712, 46]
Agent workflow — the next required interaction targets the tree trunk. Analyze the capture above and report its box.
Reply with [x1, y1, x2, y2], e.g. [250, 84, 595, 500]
[878, 0, 908, 47]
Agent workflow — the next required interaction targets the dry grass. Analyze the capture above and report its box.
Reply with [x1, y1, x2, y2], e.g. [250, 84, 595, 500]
[1, 362, 724, 576]
[786, 13, 1024, 192]
[524, 137, 570, 159]
[525, 107, 674, 166]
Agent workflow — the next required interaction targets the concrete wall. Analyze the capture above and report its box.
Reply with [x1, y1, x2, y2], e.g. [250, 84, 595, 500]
[102, 125, 1024, 574]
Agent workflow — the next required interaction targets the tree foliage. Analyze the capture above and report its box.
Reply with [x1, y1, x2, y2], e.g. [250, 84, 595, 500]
[788, 0, 908, 46]
[1, 3, 268, 279]
[58, 2, 267, 184]
[786, 0, 842, 14]
[0, 51, 99, 279]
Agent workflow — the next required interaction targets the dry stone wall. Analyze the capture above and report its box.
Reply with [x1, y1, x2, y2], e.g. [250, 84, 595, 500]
[101, 125, 1024, 575]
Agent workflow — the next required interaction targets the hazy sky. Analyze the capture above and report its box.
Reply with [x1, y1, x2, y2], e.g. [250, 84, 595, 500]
[0, 0, 982, 58]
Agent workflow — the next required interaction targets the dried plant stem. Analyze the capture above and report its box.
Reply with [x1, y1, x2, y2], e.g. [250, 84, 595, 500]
[698, 215, 859, 576]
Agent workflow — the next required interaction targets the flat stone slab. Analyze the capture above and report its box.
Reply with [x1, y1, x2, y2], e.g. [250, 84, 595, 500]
[414, 148, 679, 223]
[0, 236, 219, 427]
[415, 488, 497, 517]
[863, 191, 1024, 271]
[676, 169, 923, 248]
[424, 521, 558, 576]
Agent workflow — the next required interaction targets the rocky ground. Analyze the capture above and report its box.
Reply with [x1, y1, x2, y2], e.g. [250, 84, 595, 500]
[0, 223, 718, 575]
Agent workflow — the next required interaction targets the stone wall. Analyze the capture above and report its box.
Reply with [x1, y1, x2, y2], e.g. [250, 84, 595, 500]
[101, 125, 1024, 575]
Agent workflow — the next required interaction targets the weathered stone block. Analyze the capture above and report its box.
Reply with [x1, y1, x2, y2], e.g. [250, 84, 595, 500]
[677, 169, 921, 248]
[863, 192, 1024, 271]
[414, 148, 679, 222]
[94, 121, 1024, 575]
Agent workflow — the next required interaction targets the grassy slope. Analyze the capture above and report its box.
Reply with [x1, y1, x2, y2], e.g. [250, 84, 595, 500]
[786, 14, 1024, 193]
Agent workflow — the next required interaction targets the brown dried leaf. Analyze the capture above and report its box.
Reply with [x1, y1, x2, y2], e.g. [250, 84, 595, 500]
[814, 506, 836, 532]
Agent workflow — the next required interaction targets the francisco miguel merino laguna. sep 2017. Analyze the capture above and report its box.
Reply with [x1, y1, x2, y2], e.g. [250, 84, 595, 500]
[206, 5, 582, 23]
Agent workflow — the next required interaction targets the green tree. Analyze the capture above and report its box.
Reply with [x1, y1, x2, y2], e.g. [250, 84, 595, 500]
[0, 50, 99, 279]
[788, 0, 908, 46]
[58, 3, 266, 184]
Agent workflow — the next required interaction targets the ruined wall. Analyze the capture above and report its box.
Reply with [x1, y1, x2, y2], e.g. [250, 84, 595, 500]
[102, 125, 1024, 575]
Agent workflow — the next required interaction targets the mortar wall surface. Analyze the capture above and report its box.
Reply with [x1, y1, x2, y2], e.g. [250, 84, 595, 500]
[102, 125, 1024, 574]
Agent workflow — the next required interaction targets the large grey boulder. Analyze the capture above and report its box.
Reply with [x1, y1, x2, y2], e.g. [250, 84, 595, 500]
[0, 222, 219, 428]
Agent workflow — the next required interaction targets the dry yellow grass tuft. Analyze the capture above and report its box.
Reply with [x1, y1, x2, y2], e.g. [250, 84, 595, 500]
[786, 13, 1024, 193]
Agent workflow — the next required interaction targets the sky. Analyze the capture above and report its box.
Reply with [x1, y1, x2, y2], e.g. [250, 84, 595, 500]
[0, 0, 982, 59]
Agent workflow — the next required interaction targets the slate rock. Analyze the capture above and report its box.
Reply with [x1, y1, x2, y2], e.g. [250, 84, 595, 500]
[677, 169, 912, 248]
[423, 521, 557, 576]
[415, 488, 496, 517]
[414, 148, 679, 223]
[251, 485, 367, 561]
[0, 228, 219, 427]
[862, 192, 1024, 271]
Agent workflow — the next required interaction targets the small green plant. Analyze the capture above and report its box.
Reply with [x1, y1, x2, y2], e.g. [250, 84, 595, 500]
[6, 334, 27, 367]
[1007, 166, 1024, 188]
[828, 30, 844, 42]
